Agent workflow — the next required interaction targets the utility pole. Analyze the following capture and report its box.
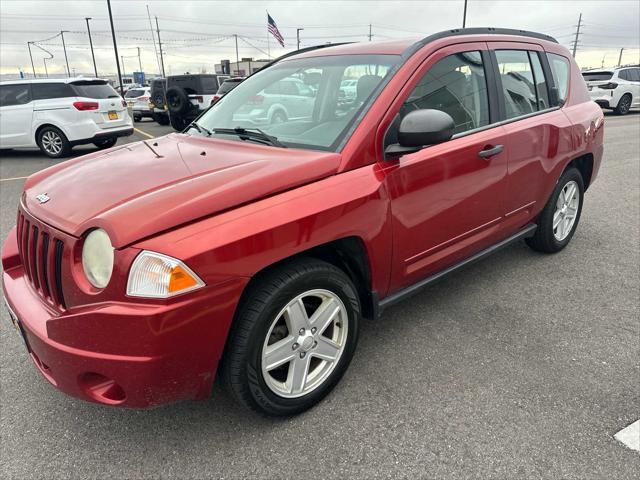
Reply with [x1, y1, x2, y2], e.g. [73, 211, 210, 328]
[121, 55, 126, 78]
[234, 34, 239, 72]
[107, 0, 124, 96]
[27, 42, 36, 78]
[462, 0, 468, 28]
[85, 17, 98, 77]
[571, 13, 583, 57]
[617, 47, 624, 66]
[137, 47, 142, 72]
[155, 16, 165, 77]
[60, 31, 70, 77]
[296, 28, 304, 50]
[368, 24, 372, 41]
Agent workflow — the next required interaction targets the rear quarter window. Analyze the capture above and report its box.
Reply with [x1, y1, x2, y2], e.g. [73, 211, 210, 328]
[547, 53, 571, 103]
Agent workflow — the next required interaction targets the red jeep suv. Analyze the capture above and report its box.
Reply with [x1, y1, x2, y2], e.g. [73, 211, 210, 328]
[2, 28, 604, 416]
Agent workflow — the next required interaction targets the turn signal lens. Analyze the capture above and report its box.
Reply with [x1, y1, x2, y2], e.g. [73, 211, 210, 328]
[126, 251, 204, 298]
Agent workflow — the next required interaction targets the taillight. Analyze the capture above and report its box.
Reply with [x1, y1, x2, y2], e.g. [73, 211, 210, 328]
[210, 95, 221, 105]
[140, 96, 149, 101]
[598, 82, 618, 90]
[248, 94, 264, 105]
[73, 101, 99, 111]
[194, 96, 204, 103]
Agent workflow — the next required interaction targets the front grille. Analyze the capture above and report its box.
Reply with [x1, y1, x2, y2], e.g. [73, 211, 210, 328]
[16, 210, 66, 310]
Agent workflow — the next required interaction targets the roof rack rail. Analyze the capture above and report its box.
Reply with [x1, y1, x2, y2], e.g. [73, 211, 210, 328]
[415, 27, 557, 48]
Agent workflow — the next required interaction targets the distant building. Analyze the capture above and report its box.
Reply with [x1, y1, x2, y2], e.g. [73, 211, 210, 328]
[215, 58, 270, 77]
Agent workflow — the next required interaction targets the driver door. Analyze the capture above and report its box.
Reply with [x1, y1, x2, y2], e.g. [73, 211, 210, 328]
[384, 43, 510, 291]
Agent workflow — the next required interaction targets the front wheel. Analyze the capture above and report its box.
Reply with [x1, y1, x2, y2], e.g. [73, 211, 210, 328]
[526, 167, 584, 253]
[221, 258, 360, 416]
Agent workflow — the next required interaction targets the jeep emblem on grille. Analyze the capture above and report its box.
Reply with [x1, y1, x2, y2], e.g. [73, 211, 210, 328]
[36, 193, 50, 204]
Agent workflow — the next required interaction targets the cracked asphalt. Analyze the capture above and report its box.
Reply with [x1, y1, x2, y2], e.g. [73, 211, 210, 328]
[1, 113, 638, 479]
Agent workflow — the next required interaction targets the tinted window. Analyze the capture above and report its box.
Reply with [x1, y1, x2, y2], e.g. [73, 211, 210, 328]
[217, 80, 241, 94]
[0, 84, 31, 106]
[125, 89, 145, 98]
[630, 68, 640, 82]
[529, 52, 550, 110]
[618, 70, 630, 81]
[401, 51, 490, 135]
[495, 50, 540, 119]
[200, 77, 219, 93]
[72, 81, 120, 99]
[582, 71, 613, 82]
[548, 54, 570, 103]
[32, 82, 74, 100]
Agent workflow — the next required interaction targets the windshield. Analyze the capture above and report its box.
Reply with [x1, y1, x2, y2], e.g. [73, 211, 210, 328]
[217, 79, 242, 94]
[125, 89, 145, 98]
[582, 72, 613, 81]
[195, 54, 400, 151]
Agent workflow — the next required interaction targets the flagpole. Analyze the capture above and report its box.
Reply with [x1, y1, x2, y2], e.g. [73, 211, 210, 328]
[266, 11, 271, 59]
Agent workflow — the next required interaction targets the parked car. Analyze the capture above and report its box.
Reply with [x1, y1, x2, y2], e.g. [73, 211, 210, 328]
[0, 78, 133, 158]
[339, 79, 358, 100]
[148, 77, 170, 125]
[164, 74, 229, 130]
[210, 77, 244, 106]
[2, 29, 604, 416]
[582, 65, 640, 115]
[125, 86, 152, 122]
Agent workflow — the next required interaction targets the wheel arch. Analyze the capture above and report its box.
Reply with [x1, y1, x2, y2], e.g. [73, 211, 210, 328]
[34, 122, 68, 144]
[565, 153, 594, 190]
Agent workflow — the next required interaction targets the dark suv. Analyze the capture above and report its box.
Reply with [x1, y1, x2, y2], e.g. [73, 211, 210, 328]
[163, 74, 230, 130]
[148, 77, 170, 125]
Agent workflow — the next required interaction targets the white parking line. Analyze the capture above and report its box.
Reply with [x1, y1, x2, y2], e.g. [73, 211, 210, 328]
[134, 127, 155, 139]
[614, 419, 640, 452]
[0, 176, 28, 182]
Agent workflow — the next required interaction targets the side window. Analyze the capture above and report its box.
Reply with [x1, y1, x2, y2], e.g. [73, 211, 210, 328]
[495, 50, 539, 119]
[631, 68, 640, 82]
[0, 84, 31, 107]
[401, 50, 490, 135]
[32, 83, 74, 100]
[547, 53, 570, 104]
[618, 70, 630, 81]
[529, 52, 550, 110]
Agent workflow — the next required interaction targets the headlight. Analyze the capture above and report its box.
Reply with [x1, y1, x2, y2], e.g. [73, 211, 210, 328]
[126, 251, 205, 298]
[82, 229, 114, 289]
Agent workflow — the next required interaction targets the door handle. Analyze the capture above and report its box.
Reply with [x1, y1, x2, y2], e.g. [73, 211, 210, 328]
[478, 144, 503, 159]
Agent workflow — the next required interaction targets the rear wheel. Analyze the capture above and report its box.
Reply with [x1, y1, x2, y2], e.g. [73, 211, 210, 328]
[221, 258, 360, 416]
[271, 110, 287, 124]
[36, 126, 71, 158]
[153, 113, 170, 125]
[614, 93, 632, 115]
[133, 115, 141, 122]
[169, 115, 189, 131]
[526, 167, 584, 253]
[93, 137, 118, 150]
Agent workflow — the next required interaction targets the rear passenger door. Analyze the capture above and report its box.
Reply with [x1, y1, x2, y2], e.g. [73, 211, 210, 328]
[32, 83, 78, 133]
[487, 42, 573, 226]
[0, 83, 34, 147]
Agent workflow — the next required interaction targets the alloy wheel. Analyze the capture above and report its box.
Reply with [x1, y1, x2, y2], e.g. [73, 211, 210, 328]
[41, 130, 62, 155]
[553, 180, 580, 241]
[261, 289, 349, 398]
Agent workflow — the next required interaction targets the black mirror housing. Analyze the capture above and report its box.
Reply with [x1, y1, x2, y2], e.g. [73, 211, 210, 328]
[398, 109, 455, 147]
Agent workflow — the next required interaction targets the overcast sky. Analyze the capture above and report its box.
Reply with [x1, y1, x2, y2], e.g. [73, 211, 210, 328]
[1, 0, 639, 78]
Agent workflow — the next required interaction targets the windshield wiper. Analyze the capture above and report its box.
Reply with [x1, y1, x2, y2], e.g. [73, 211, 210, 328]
[211, 127, 286, 148]
[190, 122, 212, 136]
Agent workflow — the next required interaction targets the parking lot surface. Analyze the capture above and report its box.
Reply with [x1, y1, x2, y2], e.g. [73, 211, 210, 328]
[1, 114, 639, 479]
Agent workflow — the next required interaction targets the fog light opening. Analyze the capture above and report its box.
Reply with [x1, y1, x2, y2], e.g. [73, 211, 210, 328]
[79, 372, 126, 405]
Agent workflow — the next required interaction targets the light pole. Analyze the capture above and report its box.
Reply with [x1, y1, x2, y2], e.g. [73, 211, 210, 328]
[27, 42, 36, 77]
[137, 47, 142, 72]
[60, 30, 70, 77]
[85, 17, 98, 77]
[121, 55, 126, 79]
[296, 28, 304, 50]
[107, 0, 124, 95]
[462, 0, 468, 28]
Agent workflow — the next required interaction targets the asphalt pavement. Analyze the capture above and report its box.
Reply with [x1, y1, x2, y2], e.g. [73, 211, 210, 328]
[1, 113, 639, 479]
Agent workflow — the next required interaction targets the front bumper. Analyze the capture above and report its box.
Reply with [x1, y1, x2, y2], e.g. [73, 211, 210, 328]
[2, 226, 248, 408]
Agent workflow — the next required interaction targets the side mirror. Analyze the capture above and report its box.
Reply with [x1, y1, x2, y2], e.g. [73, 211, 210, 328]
[385, 109, 455, 158]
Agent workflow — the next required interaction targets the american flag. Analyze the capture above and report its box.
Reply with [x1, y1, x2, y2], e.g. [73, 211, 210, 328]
[267, 13, 285, 47]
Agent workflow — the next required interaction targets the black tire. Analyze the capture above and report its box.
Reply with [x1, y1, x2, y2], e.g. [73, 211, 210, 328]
[614, 93, 632, 115]
[165, 86, 190, 115]
[221, 258, 361, 416]
[169, 114, 190, 131]
[271, 110, 287, 124]
[36, 126, 71, 158]
[93, 137, 118, 150]
[153, 112, 170, 125]
[526, 167, 584, 253]
[133, 115, 141, 123]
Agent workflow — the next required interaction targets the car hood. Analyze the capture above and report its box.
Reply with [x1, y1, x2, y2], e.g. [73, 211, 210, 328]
[23, 133, 341, 248]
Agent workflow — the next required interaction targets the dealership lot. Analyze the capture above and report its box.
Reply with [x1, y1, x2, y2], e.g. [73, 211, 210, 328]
[1, 114, 638, 478]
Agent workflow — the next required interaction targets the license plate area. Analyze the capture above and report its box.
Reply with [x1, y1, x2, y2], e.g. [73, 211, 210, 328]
[108, 111, 118, 120]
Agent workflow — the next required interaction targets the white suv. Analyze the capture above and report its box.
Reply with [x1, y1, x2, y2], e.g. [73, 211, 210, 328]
[0, 78, 133, 158]
[582, 65, 640, 115]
